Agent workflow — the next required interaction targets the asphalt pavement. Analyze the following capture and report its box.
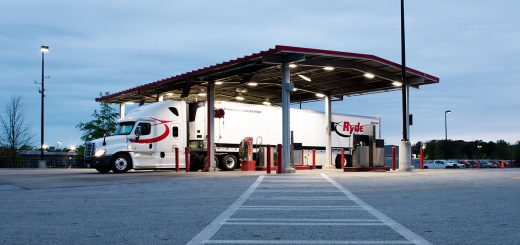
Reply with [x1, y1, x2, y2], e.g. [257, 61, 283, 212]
[0, 168, 519, 244]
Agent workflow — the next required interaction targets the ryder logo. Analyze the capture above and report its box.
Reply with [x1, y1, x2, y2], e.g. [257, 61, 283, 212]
[334, 121, 364, 137]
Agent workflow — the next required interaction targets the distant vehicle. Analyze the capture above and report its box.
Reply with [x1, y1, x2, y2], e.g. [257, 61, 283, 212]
[466, 160, 479, 168]
[479, 160, 496, 168]
[424, 160, 460, 169]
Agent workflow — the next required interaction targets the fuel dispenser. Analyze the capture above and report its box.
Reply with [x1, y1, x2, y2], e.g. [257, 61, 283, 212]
[351, 124, 385, 168]
[239, 137, 256, 171]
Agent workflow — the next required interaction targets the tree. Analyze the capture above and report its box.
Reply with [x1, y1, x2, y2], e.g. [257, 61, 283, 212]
[0, 96, 33, 159]
[76, 93, 119, 142]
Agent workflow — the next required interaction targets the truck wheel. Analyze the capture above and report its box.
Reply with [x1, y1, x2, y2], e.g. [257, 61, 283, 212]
[423, 166, 429, 169]
[95, 168, 111, 174]
[334, 155, 346, 169]
[111, 153, 132, 173]
[221, 154, 238, 171]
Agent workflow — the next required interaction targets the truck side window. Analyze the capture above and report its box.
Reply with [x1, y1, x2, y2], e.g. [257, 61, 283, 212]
[137, 123, 151, 136]
[172, 126, 179, 138]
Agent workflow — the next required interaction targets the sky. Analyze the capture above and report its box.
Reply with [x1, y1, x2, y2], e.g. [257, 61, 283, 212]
[0, 0, 519, 149]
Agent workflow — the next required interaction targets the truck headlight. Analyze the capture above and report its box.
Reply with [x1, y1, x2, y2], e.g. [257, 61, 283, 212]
[94, 149, 106, 157]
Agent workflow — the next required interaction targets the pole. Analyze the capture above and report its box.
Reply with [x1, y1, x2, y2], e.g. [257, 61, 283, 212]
[392, 146, 396, 171]
[341, 148, 345, 171]
[175, 147, 179, 172]
[266, 145, 271, 174]
[185, 146, 190, 172]
[281, 60, 291, 173]
[400, 0, 409, 142]
[420, 147, 424, 170]
[312, 149, 316, 170]
[41, 50, 45, 161]
[277, 144, 282, 174]
[445, 111, 448, 142]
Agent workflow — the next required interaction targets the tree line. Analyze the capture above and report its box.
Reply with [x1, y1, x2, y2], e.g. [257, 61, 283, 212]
[412, 139, 520, 161]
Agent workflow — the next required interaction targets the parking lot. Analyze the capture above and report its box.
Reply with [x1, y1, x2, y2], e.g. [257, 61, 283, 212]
[1, 168, 519, 244]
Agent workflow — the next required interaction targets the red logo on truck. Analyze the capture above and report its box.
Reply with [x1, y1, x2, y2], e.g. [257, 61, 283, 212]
[334, 121, 364, 137]
[129, 118, 171, 144]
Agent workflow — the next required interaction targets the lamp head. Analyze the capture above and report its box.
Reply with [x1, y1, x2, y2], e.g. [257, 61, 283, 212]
[41, 46, 49, 53]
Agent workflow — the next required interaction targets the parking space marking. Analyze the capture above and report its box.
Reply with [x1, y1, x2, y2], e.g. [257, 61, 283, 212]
[321, 173, 432, 245]
[187, 176, 265, 245]
[227, 218, 380, 222]
[204, 240, 414, 244]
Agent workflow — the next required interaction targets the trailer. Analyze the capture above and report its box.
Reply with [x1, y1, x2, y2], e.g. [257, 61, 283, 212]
[85, 100, 380, 173]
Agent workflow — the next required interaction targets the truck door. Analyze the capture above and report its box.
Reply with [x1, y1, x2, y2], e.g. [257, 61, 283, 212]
[131, 121, 156, 167]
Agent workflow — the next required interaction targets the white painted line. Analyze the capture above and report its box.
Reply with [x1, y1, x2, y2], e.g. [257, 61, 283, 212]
[321, 173, 432, 245]
[241, 205, 358, 208]
[238, 207, 362, 211]
[254, 190, 341, 193]
[248, 197, 346, 200]
[228, 218, 380, 222]
[187, 176, 264, 245]
[204, 239, 413, 244]
[221, 222, 386, 226]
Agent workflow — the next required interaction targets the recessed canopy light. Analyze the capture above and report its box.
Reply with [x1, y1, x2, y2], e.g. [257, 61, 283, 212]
[247, 82, 258, 87]
[197, 92, 207, 97]
[323, 66, 335, 71]
[364, 73, 375, 79]
[315, 93, 325, 98]
[125, 101, 135, 105]
[235, 96, 245, 101]
[298, 74, 311, 82]
[289, 64, 298, 68]
[392, 81, 403, 87]
[215, 81, 223, 85]
[262, 101, 272, 106]
[165, 92, 174, 96]
[292, 88, 298, 92]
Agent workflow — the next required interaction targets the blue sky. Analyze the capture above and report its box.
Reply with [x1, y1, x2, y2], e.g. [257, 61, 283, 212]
[0, 0, 519, 148]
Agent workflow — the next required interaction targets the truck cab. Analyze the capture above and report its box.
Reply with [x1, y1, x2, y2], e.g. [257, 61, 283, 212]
[85, 101, 187, 173]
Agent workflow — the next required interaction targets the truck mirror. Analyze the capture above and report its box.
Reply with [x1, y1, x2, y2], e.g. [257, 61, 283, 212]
[135, 127, 141, 140]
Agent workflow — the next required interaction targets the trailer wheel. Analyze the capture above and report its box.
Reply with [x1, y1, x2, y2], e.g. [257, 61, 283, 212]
[95, 168, 111, 174]
[334, 154, 347, 169]
[111, 153, 132, 173]
[221, 154, 238, 171]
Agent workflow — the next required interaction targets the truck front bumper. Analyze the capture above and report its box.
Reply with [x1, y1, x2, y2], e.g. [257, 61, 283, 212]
[87, 156, 112, 168]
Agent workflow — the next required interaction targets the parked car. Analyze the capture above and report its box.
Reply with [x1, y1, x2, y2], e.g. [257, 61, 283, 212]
[424, 160, 460, 169]
[479, 160, 496, 168]
[458, 160, 471, 168]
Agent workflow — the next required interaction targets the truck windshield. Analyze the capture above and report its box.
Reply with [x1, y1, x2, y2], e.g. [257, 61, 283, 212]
[114, 122, 135, 135]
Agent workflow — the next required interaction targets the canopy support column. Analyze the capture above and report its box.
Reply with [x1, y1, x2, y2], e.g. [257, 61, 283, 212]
[325, 95, 332, 166]
[205, 81, 217, 172]
[281, 60, 292, 173]
[119, 103, 125, 120]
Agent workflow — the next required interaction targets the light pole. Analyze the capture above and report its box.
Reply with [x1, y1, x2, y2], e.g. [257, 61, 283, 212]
[444, 110, 451, 159]
[398, 0, 412, 171]
[40, 45, 49, 161]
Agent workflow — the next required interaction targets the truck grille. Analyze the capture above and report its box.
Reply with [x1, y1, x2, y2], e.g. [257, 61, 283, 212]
[84, 142, 95, 158]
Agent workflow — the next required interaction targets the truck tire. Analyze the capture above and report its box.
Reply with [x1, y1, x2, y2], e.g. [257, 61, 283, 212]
[95, 168, 111, 174]
[221, 154, 238, 171]
[334, 154, 347, 169]
[423, 166, 429, 169]
[111, 153, 132, 173]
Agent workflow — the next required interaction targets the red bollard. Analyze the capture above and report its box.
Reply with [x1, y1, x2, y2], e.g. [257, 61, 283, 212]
[277, 144, 282, 174]
[341, 148, 345, 171]
[392, 146, 396, 171]
[185, 146, 190, 172]
[476, 161, 481, 168]
[266, 145, 271, 174]
[312, 149, 316, 170]
[420, 147, 424, 170]
[175, 147, 179, 172]
[501, 160, 505, 168]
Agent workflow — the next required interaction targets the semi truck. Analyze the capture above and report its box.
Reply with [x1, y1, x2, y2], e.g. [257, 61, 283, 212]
[84, 100, 381, 173]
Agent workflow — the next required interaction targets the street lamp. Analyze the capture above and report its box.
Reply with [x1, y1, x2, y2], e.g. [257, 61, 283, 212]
[444, 110, 451, 160]
[40, 45, 49, 161]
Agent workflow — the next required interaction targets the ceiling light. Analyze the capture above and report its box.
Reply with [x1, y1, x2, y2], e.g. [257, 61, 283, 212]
[298, 74, 312, 82]
[292, 88, 298, 92]
[125, 101, 135, 105]
[165, 92, 174, 96]
[247, 82, 258, 87]
[323, 66, 335, 71]
[235, 96, 245, 101]
[262, 101, 272, 106]
[197, 92, 207, 97]
[215, 81, 223, 85]
[364, 73, 375, 79]
[392, 81, 403, 87]
[315, 93, 325, 98]
[289, 64, 298, 68]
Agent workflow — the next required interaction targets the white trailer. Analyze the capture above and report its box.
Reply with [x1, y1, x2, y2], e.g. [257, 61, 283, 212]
[85, 100, 380, 173]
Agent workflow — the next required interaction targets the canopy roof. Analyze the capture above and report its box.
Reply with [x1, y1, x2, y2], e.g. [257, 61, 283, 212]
[97, 45, 439, 105]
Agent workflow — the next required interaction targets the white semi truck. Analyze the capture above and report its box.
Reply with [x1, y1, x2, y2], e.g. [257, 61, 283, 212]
[84, 100, 380, 173]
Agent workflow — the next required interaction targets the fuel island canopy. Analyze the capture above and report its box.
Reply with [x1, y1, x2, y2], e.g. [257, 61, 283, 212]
[97, 45, 438, 173]
[97, 45, 438, 105]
